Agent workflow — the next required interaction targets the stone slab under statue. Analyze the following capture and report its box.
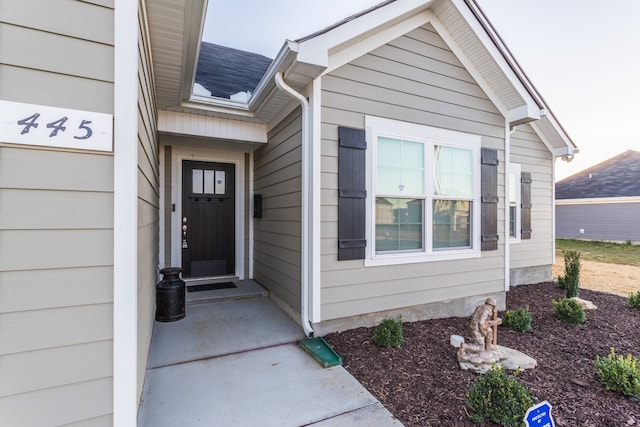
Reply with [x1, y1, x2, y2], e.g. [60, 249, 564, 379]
[453, 298, 537, 374]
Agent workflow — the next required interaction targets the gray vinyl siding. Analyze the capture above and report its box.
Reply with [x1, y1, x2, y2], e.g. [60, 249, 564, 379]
[0, 2, 115, 425]
[253, 110, 303, 311]
[320, 24, 506, 321]
[556, 202, 640, 243]
[137, 6, 159, 401]
[509, 124, 554, 274]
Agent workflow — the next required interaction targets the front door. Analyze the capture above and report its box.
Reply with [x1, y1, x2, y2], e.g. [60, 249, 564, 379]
[181, 160, 235, 278]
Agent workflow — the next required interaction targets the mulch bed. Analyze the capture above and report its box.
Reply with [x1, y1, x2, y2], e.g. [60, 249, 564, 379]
[325, 282, 640, 426]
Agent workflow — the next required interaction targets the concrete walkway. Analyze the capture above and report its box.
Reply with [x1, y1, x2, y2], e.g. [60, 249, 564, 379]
[138, 281, 402, 427]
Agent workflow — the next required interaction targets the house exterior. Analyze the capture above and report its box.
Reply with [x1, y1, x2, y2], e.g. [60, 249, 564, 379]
[556, 150, 640, 243]
[0, 0, 577, 425]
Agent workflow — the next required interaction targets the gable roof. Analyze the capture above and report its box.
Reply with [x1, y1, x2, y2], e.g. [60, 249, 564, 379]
[195, 42, 273, 99]
[146, 0, 578, 156]
[556, 150, 640, 199]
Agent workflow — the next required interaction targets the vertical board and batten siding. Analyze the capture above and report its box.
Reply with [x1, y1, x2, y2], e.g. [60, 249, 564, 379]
[320, 24, 506, 321]
[137, 5, 159, 401]
[509, 124, 554, 274]
[0, 1, 115, 426]
[253, 110, 303, 311]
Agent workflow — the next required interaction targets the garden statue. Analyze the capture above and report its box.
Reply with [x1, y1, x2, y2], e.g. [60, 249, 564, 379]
[458, 298, 507, 365]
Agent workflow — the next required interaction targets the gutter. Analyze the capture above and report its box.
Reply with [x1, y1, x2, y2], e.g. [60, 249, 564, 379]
[274, 72, 315, 338]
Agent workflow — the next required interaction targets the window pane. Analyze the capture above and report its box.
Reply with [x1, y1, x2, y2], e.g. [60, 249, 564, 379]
[376, 197, 423, 252]
[434, 146, 473, 198]
[509, 172, 517, 203]
[192, 169, 203, 194]
[377, 137, 424, 196]
[509, 205, 517, 237]
[204, 170, 215, 194]
[432, 200, 471, 249]
[215, 170, 226, 195]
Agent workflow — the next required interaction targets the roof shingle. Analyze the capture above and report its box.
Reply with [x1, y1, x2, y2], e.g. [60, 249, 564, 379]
[195, 42, 273, 99]
[555, 150, 640, 199]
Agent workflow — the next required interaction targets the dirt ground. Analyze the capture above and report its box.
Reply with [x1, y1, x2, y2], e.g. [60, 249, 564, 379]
[552, 258, 640, 297]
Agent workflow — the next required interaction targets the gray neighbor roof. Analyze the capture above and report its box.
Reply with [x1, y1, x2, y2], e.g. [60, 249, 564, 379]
[195, 42, 273, 99]
[555, 150, 640, 199]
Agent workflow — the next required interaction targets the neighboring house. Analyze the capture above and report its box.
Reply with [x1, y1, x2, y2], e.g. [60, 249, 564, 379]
[0, 0, 577, 425]
[556, 150, 640, 243]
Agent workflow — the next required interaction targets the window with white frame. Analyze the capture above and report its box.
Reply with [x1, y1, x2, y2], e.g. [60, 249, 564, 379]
[508, 163, 521, 241]
[366, 116, 481, 265]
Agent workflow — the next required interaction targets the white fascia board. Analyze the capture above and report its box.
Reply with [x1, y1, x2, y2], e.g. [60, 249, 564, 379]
[297, 0, 435, 68]
[157, 110, 267, 143]
[428, 16, 507, 118]
[181, 0, 208, 102]
[529, 120, 577, 157]
[447, 0, 541, 113]
[556, 196, 640, 205]
[326, 10, 432, 74]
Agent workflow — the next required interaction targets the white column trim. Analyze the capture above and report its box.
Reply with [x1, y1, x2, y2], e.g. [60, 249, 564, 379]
[113, 0, 139, 425]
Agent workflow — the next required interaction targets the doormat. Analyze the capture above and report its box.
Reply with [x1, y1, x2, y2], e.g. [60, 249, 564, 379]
[297, 337, 342, 368]
[187, 282, 237, 293]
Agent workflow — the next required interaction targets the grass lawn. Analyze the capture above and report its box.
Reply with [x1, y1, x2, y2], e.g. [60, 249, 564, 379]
[556, 238, 640, 267]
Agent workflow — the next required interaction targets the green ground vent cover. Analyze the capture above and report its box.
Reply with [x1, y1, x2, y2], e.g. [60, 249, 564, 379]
[297, 337, 342, 368]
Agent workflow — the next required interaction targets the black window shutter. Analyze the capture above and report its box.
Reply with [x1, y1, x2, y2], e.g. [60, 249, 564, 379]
[521, 172, 532, 239]
[337, 127, 367, 260]
[481, 148, 499, 251]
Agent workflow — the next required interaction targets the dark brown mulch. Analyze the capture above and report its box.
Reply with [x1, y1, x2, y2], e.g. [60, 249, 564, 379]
[325, 282, 640, 426]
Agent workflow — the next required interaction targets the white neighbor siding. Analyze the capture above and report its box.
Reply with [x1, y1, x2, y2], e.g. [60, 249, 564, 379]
[137, 2, 159, 400]
[510, 124, 554, 285]
[0, 1, 115, 425]
[320, 24, 506, 321]
[253, 110, 303, 312]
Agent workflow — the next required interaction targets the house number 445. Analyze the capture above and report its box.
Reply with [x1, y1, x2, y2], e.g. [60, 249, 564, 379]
[18, 113, 93, 140]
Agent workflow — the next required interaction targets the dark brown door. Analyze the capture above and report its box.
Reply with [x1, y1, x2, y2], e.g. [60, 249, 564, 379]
[182, 160, 235, 278]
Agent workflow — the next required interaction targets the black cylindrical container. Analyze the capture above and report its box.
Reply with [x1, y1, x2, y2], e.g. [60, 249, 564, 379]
[155, 267, 185, 322]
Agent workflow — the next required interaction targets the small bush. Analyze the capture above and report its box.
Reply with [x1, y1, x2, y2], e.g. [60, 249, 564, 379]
[501, 308, 532, 332]
[595, 348, 640, 399]
[629, 291, 640, 308]
[466, 364, 533, 426]
[553, 298, 586, 323]
[558, 250, 581, 298]
[373, 317, 403, 348]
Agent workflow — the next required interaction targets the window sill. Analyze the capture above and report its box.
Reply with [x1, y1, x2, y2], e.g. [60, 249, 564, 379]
[364, 248, 481, 267]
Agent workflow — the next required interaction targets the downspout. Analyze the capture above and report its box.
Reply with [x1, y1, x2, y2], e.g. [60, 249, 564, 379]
[504, 119, 512, 293]
[275, 72, 314, 337]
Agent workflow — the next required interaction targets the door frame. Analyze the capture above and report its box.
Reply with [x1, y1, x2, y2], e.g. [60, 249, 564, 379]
[169, 146, 245, 279]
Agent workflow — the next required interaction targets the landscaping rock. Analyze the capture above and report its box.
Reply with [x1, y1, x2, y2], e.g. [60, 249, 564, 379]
[572, 296, 598, 310]
[458, 345, 537, 374]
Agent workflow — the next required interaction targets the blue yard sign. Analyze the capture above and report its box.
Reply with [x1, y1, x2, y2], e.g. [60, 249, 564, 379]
[524, 400, 555, 427]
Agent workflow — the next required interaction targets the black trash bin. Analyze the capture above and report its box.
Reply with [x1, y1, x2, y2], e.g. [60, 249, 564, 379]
[155, 267, 185, 322]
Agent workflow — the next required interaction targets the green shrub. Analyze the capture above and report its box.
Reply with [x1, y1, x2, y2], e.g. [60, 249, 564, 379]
[595, 348, 640, 399]
[373, 317, 403, 348]
[466, 364, 533, 426]
[629, 291, 640, 308]
[553, 298, 586, 323]
[501, 308, 532, 332]
[557, 250, 581, 298]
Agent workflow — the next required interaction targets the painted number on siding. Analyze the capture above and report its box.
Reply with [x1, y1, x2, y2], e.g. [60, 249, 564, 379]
[0, 100, 112, 152]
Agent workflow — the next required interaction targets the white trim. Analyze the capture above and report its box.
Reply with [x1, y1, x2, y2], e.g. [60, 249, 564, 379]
[169, 146, 246, 279]
[508, 163, 522, 244]
[325, 10, 432, 74]
[364, 116, 481, 267]
[504, 119, 510, 292]
[310, 77, 322, 323]
[113, 0, 138, 425]
[555, 196, 640, 205]
[157, 110, 267, 143]
[552, 158, 556, 265]
[249, 151, 255, 279]
[159, 143, 166, 268]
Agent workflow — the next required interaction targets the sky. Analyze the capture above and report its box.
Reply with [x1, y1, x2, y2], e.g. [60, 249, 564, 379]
[202, 0, 640, 181]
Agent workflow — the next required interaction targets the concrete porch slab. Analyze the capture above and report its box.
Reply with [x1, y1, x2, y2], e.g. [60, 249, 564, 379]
[147, 297, 304, 368]
[138, 344, 400, 427]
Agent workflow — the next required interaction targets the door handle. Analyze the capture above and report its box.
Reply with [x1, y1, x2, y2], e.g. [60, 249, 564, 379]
[182, 217, 188, 249]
